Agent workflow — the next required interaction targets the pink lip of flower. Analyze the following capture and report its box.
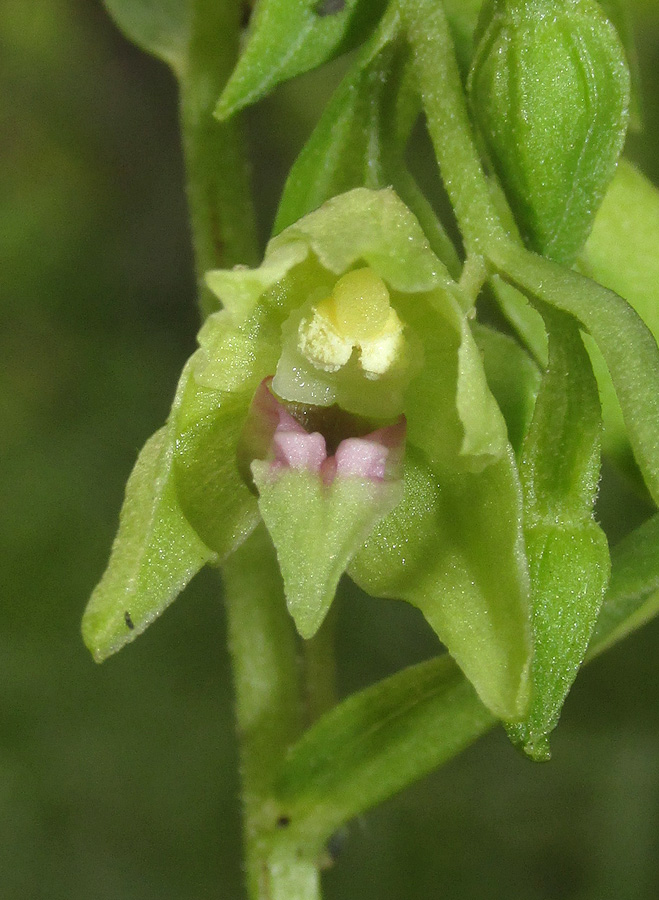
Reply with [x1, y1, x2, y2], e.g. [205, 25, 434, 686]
[253, 378, 405, 485]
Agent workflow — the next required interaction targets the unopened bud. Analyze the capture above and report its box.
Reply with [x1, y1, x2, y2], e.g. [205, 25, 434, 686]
[469, 0, 630, 263]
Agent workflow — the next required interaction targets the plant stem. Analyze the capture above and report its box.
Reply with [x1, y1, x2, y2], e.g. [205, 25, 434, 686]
[180, 0, 259, 319]
[302, 605, 338, 726]
[400, 0, 506, 254]
[223, 526, 324, 900]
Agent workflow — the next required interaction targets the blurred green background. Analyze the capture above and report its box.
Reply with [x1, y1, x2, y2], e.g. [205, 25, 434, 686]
[2, 1, 659, 897]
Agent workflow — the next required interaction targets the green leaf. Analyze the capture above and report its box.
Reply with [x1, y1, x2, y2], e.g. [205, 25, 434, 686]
[274, 18, 400, 234]
[489, 239, 659, 506]
[103, 0, 190, 73]
[506, 313, 609, 760]
[588, 513, 659, 659]
[216, 0, 388, 119]
[349, 446, 532, 720]
[274, 12, 462, 275]
[276, 655, 494, 840]
[274, 186, 452, 290]
[252, 467, 402, 638]
[82, 425, 216, 662]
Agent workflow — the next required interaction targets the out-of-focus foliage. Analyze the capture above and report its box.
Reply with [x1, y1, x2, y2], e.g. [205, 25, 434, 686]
[1, 1, 659, 898]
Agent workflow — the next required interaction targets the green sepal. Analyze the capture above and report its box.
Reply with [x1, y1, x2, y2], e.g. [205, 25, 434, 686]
[81, 424, 216, 662]
[103, 0, 189, 74]
[210, 187, 451, 328]
[520, 314, 602, 521]
[588, 513, 659, 660]
[506, 312, 609, 760]
[216, 0, 388, 119]
[349, 446, 532, 721]
[252, 467, 402, 639]
[468, 0, 630, 264]
[171, 357, 260, 560]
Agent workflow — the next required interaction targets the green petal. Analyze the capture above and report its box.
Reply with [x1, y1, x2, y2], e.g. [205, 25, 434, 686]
[276, 655, 494, 840]
[103, 0, 189, 74]
[253, 466, 402, 639]
[398, 290, 508, 472]
[349, 446, 532, 720]
[271, 187, 453, 291]
[82, 425, 215, 662]
[200, 256, 336, 395]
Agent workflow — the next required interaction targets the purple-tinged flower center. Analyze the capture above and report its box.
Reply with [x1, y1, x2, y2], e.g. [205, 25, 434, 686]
[241, 378, 405, 486]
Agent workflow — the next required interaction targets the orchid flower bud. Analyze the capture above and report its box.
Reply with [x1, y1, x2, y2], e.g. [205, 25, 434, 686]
[468, 0, 630, 263]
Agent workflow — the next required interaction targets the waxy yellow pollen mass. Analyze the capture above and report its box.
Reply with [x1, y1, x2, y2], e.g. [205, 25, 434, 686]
[298, 268, 404, 378]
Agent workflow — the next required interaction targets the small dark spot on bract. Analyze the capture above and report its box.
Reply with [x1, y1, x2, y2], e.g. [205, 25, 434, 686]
[241, 1, 252, 28]
[315, 0, 346, 17]
[124, 610, 134, 630]
[326, 825, 349, 861]
[276, 815, 291, 828]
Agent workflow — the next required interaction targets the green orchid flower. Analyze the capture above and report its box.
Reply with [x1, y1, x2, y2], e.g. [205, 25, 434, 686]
[82, 188, 533, 721]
